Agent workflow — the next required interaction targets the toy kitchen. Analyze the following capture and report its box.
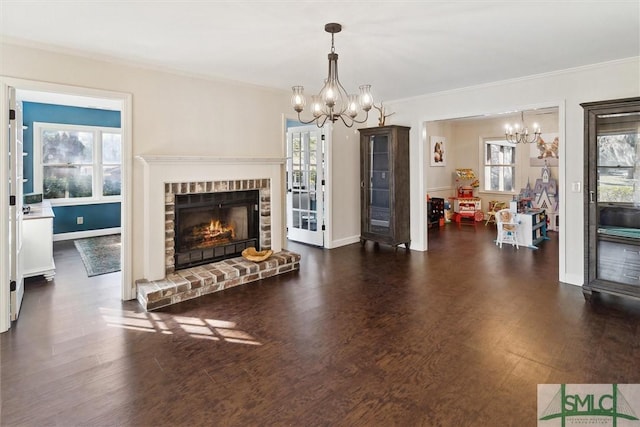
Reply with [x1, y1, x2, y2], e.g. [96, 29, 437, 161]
[451, 168, 483, 223]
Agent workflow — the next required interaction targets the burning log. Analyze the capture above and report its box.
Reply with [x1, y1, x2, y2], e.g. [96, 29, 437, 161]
[180, 220, 236, 250]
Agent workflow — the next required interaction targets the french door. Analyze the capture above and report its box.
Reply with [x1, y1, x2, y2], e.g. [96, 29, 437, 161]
[286, 125, 325, 246]
[8, 86, 24, 320]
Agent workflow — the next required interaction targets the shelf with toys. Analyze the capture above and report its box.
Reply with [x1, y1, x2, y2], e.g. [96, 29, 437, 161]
[450, 168, 483, 223]
[426, 195, 445, 228]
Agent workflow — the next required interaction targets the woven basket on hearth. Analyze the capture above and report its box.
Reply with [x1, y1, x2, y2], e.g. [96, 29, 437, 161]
[241, 247, 273, 262]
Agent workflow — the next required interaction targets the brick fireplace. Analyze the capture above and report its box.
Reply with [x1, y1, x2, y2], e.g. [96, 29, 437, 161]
[172, 189, 260, 269]
[165, 179, 271, 275]
[135, 156, 299, 311]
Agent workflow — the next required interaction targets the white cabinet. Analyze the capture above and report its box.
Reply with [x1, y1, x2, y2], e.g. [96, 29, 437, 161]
[516, 209, 548, 249]
[23, 201, 55, 281]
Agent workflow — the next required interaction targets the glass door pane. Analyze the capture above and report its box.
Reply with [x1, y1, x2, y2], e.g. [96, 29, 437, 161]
[596, 112, 640, 205]
[596, 111, 640, 243]
[369, 134, 390, 233]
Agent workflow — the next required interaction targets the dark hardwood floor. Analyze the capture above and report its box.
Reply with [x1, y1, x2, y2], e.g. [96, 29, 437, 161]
[2, 226, 640, 426]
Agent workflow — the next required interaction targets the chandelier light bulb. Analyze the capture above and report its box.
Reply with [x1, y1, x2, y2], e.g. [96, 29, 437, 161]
[347, 94, 359, 118]
[291, 86, 305, 113]
[323, 85, 336, 108]
[311, 95, 323, 118]
[359, 85, 373, 111]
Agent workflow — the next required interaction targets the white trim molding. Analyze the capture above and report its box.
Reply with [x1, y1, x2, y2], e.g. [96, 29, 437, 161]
[0, 76, 134, 308]
[0, 84, 11, 332]
[53, 227, 121, 242]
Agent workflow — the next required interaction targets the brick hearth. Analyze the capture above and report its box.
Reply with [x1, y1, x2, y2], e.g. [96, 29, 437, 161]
[136, 250, 300, 311]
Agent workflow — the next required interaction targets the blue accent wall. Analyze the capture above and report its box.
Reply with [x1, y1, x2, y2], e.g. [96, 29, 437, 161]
[52, 203, 121, 234]
[22, 102, 122, 234]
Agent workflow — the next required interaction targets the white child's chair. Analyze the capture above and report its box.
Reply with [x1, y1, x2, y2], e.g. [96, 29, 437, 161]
[496, 209, 519, 249]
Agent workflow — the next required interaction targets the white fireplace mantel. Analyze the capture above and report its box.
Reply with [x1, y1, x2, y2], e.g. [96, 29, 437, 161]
[137, 155, 285, 281]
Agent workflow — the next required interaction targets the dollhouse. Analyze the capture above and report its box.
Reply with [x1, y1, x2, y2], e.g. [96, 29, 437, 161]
[519, 163, 559, 231]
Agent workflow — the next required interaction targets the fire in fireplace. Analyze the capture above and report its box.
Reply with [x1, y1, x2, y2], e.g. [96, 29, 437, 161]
[174, 190, 260, 269]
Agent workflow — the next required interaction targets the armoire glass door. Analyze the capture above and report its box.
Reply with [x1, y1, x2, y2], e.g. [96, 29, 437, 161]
[595, 110, 640, 284]
[583, 97, 640, 299]
[367, 134, 390, 234]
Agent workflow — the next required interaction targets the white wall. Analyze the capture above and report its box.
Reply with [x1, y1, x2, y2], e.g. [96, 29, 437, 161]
[0, 41, 291, 283]
[424, 120, 456, 198]
[328, 124, 362, 247]
[385, 57, 640, 285]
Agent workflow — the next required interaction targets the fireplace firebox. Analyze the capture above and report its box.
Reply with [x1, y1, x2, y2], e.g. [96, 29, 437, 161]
[174, 190, 260, 269]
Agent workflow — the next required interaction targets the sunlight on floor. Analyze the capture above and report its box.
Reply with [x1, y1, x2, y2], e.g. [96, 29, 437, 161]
[99, 307, 262, 345]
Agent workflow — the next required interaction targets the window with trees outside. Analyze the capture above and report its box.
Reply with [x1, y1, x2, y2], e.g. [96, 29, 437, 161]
[483, 139, 516, 193]
[33, 122, 121, 203]
[597, 128, 639, 203]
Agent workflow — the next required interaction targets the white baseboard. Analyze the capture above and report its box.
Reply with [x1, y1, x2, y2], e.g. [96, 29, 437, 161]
[327, 235, 360, 249]
[560, 272, 583, 287]
[53, 227, 121, 242]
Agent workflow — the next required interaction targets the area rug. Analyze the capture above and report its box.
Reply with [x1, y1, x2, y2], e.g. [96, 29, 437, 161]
[74, 234, 121, 277]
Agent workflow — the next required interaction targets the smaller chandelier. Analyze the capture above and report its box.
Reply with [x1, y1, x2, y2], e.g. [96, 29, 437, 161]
[291, 23, 373, 128]
[505, 111, 541, 144]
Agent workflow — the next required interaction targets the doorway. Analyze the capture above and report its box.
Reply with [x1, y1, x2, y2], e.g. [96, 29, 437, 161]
[422, 104, 564, 280]
[0, 78, 132, 333]
[286, 125, 325, 247]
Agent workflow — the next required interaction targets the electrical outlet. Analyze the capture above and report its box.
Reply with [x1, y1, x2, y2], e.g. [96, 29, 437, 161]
[77, 216, 84, 225]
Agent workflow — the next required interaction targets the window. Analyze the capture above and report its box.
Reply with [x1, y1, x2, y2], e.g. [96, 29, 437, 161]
[102, 132, 122, 196]
[483, 139, 516, 193]
[34, 122, 121, 203]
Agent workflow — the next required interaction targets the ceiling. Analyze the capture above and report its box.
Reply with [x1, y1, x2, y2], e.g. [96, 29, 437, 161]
[1, 1, 639, 103]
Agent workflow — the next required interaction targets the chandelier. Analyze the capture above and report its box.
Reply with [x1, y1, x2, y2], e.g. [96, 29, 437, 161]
[504, 111, 541, 144]
[291, 23, 374, 128]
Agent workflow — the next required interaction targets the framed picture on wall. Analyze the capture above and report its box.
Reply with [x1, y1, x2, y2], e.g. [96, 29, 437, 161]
[430, 136, 446, 167]
[530, 133, 559, 166]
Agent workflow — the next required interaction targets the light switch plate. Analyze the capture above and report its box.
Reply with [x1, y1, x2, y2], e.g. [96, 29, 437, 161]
[571, 182, 581, 192]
